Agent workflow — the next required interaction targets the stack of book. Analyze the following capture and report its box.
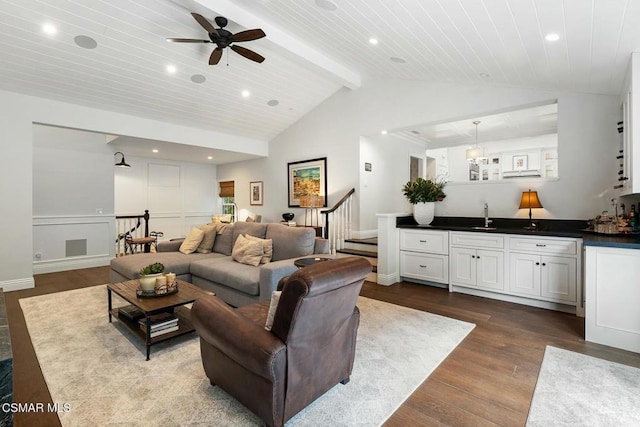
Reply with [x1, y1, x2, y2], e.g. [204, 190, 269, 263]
[138, 312, 179, 337]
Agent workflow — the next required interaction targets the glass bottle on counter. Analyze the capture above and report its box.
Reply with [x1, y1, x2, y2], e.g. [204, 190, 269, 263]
[630, 205, 638, 232]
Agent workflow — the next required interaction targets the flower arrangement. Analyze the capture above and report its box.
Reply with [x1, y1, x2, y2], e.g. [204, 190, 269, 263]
[402, 177, 447, 204]
[139, 262, 165, 276]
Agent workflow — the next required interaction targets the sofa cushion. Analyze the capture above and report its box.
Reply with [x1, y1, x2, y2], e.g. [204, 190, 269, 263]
[180, 227, 204, 254]
[245, 234, 273, 264]
[213, 223, 235, 256]
[233, 222, 268, 243]
[266, 224, 315, 261]
[196, 224, 217, 254]
[232, 234, 264, 267]
[190, 257, 261, 296]
[110, 252, 219, 279]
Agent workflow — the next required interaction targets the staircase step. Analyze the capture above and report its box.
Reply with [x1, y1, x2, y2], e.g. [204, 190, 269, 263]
[345, 238, 378, 246]
[336, 248, 378, 259]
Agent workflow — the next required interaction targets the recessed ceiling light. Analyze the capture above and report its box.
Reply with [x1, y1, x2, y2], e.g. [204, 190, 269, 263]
[166, 64, 177, 74]
[191, 74, 206, 84]
[545, 33, 560, 42]
[42, 23, 57, 35]
[152, 149, 159, 153]
[369, 38, 378, 45]
[390, 57, 406, 63]
[207, 156, 213, 160]
[74, 35, 97, 49]
[267, 99, 279, 107]
[241, 90, 251, 98]
[315, 0, 337, 11]
[381, 130, 388, 135]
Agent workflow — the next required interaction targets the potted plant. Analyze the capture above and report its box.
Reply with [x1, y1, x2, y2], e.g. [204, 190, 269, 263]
[138, 262, 165, 291]
[402, 177, 447, 225]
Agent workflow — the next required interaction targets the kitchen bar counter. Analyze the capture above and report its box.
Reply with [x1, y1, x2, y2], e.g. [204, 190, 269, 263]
[395, 215, 640, 249]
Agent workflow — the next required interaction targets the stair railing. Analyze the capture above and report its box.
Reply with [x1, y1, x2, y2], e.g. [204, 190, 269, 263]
[321, 188, 355, 254]
[115, 210, 150, 256]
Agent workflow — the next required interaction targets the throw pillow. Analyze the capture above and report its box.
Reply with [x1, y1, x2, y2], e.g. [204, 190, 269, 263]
[245, 234, 273, 264]
[231, 234, 264, 267]
[264, 290, 282, 331]
[196, 224, 217, 254]
[179, 227, 205, 254]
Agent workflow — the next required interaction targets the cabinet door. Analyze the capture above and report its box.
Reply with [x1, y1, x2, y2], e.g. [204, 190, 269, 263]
[509, 253, 541, 297]
[450, 247, 476, 287]
[540, 256, 577, 303]
[476, 250, 504, 291]
[400, 252, 449, 284]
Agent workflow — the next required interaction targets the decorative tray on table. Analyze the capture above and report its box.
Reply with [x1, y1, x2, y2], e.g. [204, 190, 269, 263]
[136, 282, 179, 298]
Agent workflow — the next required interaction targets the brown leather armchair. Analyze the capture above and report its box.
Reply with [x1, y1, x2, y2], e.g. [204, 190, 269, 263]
[191, 257, 372, 427]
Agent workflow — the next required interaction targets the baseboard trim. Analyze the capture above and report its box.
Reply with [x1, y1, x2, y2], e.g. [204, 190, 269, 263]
[376, 272, 398, 286]
[33, 255, 112, 274]
[1, 277, 35, 292]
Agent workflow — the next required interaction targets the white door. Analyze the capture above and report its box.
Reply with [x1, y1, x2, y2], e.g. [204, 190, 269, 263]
[509, 253, 541, 297]
[540, 256, 577, 303]
[450, 247, 476, 287]
[476, 249, 504, 291]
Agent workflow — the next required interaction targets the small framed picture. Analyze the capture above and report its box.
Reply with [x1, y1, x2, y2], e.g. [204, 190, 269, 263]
[513, 155, 528, 171]
[249, 181, 263, 205]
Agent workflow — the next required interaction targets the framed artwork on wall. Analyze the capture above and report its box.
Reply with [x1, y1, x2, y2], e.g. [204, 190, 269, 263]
[513, 155, 528, 171]
[249, 181, 263, 205]
[287, 157, 327, 207]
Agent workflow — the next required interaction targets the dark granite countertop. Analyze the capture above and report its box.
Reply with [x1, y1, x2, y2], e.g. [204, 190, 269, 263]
[396, 215, 640, 249]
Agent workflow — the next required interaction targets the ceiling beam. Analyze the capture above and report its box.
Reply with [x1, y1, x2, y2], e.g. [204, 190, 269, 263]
[172, 0, 361, 89]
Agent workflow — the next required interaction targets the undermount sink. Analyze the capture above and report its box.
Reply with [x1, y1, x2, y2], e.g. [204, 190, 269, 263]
[469, 226, 497, 230]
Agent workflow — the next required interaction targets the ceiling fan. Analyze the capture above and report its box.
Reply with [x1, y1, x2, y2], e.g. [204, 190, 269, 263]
[167, 13, 266, 65]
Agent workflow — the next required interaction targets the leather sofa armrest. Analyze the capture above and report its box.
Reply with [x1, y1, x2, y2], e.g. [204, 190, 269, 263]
[313, 237, 330, 254]
[157, 239, 184, 252]
[192, 295, 286, 380]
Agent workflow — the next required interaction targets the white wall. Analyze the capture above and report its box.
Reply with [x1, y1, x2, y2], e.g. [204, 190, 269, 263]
[115, 156, 217, 240]
[217, 78, 619, 234]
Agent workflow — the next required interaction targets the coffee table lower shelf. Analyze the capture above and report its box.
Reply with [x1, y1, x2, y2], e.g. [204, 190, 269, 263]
[110, 305, 195, 347]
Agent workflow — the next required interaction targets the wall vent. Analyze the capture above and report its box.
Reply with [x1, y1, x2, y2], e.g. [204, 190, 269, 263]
[65, 239, 87, 257]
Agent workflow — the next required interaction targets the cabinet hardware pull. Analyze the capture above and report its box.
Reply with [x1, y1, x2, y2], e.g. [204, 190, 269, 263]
[419, 240, 427, 243]
[535, 244, 546, 247]
[542, 263, 546, 266]
[536, 262, 540, 265]
[419, 265, 426, 268]
[471, 255, 476, 258]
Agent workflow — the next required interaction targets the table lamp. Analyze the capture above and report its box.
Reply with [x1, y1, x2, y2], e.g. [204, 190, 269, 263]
[519, 189, 543, 230]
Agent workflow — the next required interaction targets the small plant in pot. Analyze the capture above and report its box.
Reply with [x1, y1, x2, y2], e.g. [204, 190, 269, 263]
[138, 262, 165, 291]
[402, 177, 447, 225]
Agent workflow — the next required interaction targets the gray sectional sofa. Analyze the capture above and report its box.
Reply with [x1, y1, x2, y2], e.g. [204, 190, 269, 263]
[110, 222, 331, 307]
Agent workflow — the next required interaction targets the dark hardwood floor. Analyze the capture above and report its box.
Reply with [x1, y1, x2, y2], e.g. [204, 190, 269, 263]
[5, 267, 640, 426]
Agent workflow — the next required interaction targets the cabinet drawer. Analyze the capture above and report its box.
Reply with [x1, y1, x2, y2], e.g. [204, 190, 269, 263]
[400, 230, 449, 255]
[400, 252, 449, 284]
[509, 237, 577, 255]
[450, 232, 504, 249]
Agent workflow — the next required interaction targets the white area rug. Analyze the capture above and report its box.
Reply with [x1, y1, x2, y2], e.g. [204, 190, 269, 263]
[527, 346, 640, 426]
[20, 285, 474, 426]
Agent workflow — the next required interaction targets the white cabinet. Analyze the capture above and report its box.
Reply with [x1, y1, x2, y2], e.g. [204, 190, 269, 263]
[585, 246, 640, 352]
[508, 236, 580, 307]
[449, 232, 505, 292]
[399, 229, 449, 286]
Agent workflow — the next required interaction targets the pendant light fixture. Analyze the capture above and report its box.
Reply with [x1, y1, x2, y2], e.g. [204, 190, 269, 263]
[466, 120, 484, 162]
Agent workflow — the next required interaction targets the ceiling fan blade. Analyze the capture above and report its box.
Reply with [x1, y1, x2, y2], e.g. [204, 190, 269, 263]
[209, 48, 223, 65]
[230, 45, 265, 63]
[231, 29, 266, 42]
[191, 12, 219, 36]
[166, 38, 211, 43]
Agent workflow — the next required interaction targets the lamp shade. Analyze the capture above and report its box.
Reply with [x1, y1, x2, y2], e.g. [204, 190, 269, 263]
[466, 146, 484, 160]
[299, 194, 324, 208]
[519, 189, 543, 209]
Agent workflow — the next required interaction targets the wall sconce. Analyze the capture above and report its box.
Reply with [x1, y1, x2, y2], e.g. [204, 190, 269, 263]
[114, 151, 131, 168]
[519, 189, 543, 230]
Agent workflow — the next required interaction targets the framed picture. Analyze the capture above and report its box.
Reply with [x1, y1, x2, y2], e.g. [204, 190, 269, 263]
[513, 155, 528, 171]
[287, 157, 327, 207]
[249, 181, 263, 205]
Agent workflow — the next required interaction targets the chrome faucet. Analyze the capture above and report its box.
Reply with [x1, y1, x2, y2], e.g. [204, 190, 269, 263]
[484, 203, 492, 228]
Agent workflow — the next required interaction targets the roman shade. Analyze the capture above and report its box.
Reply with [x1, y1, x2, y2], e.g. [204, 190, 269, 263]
[219, 181, 235, 198]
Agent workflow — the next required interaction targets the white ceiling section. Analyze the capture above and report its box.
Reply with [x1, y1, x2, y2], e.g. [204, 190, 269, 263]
[1, 0, 640, 163]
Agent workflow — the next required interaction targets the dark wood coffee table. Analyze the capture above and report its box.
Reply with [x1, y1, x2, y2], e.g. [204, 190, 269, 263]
[107, 279, 213, 360]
